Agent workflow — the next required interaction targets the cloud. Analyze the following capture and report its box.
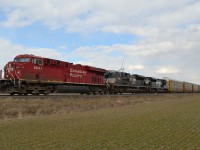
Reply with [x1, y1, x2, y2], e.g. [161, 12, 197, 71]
[0, 0, 199, 34]
[127, 65, 145, 71]
[156, 67, 180, 75]
[58, 45, 68, 50]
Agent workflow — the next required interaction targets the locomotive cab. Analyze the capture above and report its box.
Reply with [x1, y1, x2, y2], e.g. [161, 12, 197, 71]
[155, 79, 168, 92]
[3, 54, 56, 95]
[105, 71, 131, 85]
[4, 54, 44, 84]
[4, 54, 32, 81]
[144, 77, 168, 92]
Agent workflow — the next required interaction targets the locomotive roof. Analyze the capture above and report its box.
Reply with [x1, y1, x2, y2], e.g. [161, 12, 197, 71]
[15, 54, 43, 58]
[145, 77, 158, 81]
[14, 54, 106, 72]
[107, 70, 130, 74]
[86, 66, 106, 72]
[132, 74, 146, 78]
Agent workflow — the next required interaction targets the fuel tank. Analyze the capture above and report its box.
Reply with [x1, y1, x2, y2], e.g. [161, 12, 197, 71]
[56, 85, 90, 93]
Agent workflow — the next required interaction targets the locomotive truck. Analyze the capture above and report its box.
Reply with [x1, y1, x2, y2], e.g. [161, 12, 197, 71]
[0, 54, 199, 95]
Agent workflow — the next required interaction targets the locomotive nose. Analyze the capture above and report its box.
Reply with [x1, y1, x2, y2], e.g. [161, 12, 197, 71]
[5, 62, 17, 72]
[4, 62, 16, 79]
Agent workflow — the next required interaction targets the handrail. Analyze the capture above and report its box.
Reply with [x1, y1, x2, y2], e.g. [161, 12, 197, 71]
[7, 68, 15, 85]
[14, 70, 21, 88]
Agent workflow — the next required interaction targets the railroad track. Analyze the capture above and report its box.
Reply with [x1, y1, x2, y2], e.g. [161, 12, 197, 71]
[0, 93, 168, 99]
[0, 93, 197, 100]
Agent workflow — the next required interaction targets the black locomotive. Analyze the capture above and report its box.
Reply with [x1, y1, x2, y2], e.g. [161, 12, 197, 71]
[104, 71, 168, 94]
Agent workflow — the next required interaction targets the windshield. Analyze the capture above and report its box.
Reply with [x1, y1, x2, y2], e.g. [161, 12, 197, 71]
[14, 57, 30, 62]
[14, 58, 20, 62]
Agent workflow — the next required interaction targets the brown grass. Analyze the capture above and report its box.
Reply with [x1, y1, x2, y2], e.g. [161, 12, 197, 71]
[0, 94, 198, 119]
[1, 94, 200, 149]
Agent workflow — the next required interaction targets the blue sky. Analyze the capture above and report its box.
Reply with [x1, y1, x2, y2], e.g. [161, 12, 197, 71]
[0, 22, 135, 49]
[0, 0, 200, 83]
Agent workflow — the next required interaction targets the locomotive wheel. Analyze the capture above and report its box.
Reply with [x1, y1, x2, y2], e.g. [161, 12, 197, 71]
[10, 93, 14, 96]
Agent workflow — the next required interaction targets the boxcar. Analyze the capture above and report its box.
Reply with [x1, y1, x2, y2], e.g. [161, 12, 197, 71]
[168, 80, 183, 93]
[193, 84, 199, 93]
[183, 82, 193, 93]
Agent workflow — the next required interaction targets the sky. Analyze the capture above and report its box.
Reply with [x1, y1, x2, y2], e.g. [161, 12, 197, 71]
[0, 0, 200, 83]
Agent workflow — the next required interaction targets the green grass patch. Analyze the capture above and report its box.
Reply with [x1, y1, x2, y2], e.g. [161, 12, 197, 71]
[0, 95, 200, 149]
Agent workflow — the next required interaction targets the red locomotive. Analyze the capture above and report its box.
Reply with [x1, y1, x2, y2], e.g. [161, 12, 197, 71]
[2, 54, 106, 95]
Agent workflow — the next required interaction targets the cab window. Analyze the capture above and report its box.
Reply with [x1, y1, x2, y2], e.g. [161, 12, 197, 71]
[57, 60, 61, 66]
[20, 58, 30, 62]
[46, 59, 51, 65]
[65, 63, 69, 68]
[14, 57, 30, 62]
[104, 73, 114, 78]
[14, 58, 20, 62]
[32, 58, 43, 65]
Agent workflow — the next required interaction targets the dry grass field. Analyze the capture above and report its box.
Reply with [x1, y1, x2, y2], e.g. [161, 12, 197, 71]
[0, 94, 200, 149]
[0, 94, 180, 119]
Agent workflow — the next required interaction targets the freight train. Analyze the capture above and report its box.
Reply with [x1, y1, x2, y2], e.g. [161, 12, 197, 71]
[0, 54, 199, 95]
